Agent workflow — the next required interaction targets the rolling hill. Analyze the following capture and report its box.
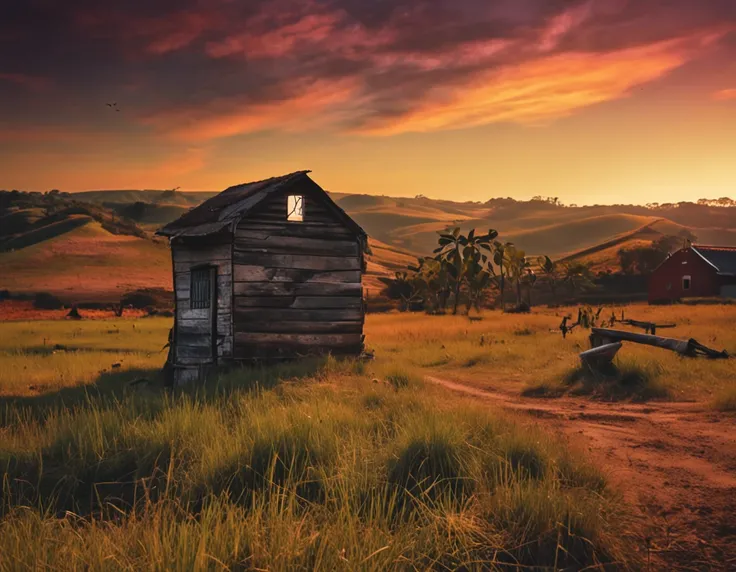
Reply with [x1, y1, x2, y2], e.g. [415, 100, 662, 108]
[1, 188, 735, 303]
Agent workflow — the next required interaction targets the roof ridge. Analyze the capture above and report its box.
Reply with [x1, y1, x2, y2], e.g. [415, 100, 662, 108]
[693, 244, 736, 250]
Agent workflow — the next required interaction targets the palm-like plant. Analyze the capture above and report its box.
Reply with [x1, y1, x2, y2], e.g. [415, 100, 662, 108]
[492, 241, 513, 309]
[434, 227, 497, 314]
[504, 245, 531, 307]
[538, 255, 559, 298]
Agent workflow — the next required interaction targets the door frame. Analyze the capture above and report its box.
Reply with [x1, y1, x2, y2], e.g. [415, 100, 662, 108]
[208, 266, 218, 364]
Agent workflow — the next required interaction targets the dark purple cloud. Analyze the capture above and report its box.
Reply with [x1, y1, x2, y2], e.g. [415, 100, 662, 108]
[0, 0, 734, 139]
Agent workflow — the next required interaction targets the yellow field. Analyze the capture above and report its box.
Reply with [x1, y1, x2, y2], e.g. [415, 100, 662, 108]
[0, 303, 734, 569]
[2, 303, 734, 402]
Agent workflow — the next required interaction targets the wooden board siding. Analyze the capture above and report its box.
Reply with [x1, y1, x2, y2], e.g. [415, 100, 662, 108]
[233, 188, 364, 359]
[173, 240, 233, 364]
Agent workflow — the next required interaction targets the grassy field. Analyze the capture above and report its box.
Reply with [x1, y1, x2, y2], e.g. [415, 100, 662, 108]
[0, 305, 733, 569]
[0, 311, 674, 570]
[366, 304, 736, 406]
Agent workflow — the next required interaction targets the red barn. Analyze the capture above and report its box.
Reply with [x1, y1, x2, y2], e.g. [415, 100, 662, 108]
[648, 245, 736, 303]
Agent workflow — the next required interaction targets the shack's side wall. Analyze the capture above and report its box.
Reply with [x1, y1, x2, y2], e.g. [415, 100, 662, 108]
[648, 248, 720, 302]
[233, 184, 364, 359]
[172, 236, 233, 365]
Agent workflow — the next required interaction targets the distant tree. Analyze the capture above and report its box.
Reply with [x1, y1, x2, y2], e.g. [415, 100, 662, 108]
[433, 227, 498, 314]
[492, 241, 513, 308]
[378, 271, 420, 311]
[525, 269, 538, 306]
[127, 201, 148, 220]
[538, 255, 560, 297]
[504, 245, 531, 307]
[618, 231, 698, 275]
[562, 262, 595, 295]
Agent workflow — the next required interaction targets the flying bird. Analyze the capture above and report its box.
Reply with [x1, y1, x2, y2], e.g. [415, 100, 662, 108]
[105, 102, 120, 111]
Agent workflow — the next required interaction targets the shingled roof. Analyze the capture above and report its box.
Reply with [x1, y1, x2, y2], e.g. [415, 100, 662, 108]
[692, 245, 736, 276]
[157, 171, 366, 238]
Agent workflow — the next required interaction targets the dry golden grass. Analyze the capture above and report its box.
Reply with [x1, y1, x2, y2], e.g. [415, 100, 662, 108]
[0, 314, 641, 570]
[366, 304, 736, 403]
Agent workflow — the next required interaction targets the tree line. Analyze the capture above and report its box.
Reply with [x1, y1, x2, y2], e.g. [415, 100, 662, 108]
[379, 227, 594, 314]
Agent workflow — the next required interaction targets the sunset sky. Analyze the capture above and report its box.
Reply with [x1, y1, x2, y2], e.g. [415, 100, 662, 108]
[1, 0, 735, 205]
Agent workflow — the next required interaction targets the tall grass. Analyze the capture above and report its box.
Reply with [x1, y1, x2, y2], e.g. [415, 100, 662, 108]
[0, 358, 637, 569]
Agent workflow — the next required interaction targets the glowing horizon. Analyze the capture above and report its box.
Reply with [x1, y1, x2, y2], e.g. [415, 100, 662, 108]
[1, 0, 735, 206]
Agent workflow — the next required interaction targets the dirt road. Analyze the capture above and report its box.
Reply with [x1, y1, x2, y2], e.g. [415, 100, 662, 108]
[426, 375, 736, 570]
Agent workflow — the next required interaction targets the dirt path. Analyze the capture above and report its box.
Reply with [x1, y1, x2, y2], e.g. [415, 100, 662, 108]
[426, 375, 736, 570]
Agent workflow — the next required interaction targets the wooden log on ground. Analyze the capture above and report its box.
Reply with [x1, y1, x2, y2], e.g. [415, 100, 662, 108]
[590, 328, 729, 358]
[619, 319, 677, 335]
[579, 342, 622, 367]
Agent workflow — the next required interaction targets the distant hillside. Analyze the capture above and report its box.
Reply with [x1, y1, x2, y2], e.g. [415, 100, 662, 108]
[2, 187, 735, 302]
[74, 189, 218, 206]
[329, 193, 736, 259]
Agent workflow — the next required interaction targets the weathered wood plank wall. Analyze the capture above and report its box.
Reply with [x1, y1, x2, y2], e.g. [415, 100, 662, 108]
[172, 237, 233, 365]
[233, 188, 364, 359]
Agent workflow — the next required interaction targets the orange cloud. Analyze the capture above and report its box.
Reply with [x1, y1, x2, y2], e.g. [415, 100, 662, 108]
[150, 146, 209, 177]
[143, 78, 360, 141]
[712, 88, 736, 101]
[357, 33, 724, 135]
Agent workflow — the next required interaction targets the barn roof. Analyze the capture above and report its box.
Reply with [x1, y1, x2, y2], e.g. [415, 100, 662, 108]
[692, 245, 736, 276]
[157, 171, 366, 238]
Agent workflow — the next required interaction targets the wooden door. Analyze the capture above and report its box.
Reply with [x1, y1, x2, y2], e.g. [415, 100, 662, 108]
[189, 265, 218, 364]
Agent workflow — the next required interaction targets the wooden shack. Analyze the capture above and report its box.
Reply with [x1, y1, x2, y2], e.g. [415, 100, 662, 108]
[157, 171, 368, 385]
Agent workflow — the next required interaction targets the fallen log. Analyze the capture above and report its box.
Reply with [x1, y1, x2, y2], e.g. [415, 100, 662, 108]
[590, 328, 729, 359]
[580, 342, 623, 366]
[617, 319, 676, 335]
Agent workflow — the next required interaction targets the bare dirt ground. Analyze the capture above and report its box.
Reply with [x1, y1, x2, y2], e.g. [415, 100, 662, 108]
[426, 375, 736, 570]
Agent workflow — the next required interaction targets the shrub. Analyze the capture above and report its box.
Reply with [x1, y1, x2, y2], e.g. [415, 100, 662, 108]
[562, 359, 669, 401]
[382, 366, 421, 390]
[33, 291, 63, 310]
[388, 418, 472, 502]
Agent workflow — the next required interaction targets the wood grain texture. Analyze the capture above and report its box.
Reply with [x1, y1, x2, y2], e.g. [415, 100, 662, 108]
[235, 321, 363, 334]
[234, 307, 361, 322]
[233, 236, 359, 257]
[234, 332, 363, 354]
[234, 296, 362, 309]
[233, 252, 360, 271]
[234, 282, 361, 297]
[173, 244, 231, 264]
[233, 266, 360, 283]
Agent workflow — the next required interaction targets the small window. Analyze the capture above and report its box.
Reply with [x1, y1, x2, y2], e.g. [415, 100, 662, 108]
[191, 267, 212, 309]
[287, 195, 304, 221]
[682, 275, 691, 291]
